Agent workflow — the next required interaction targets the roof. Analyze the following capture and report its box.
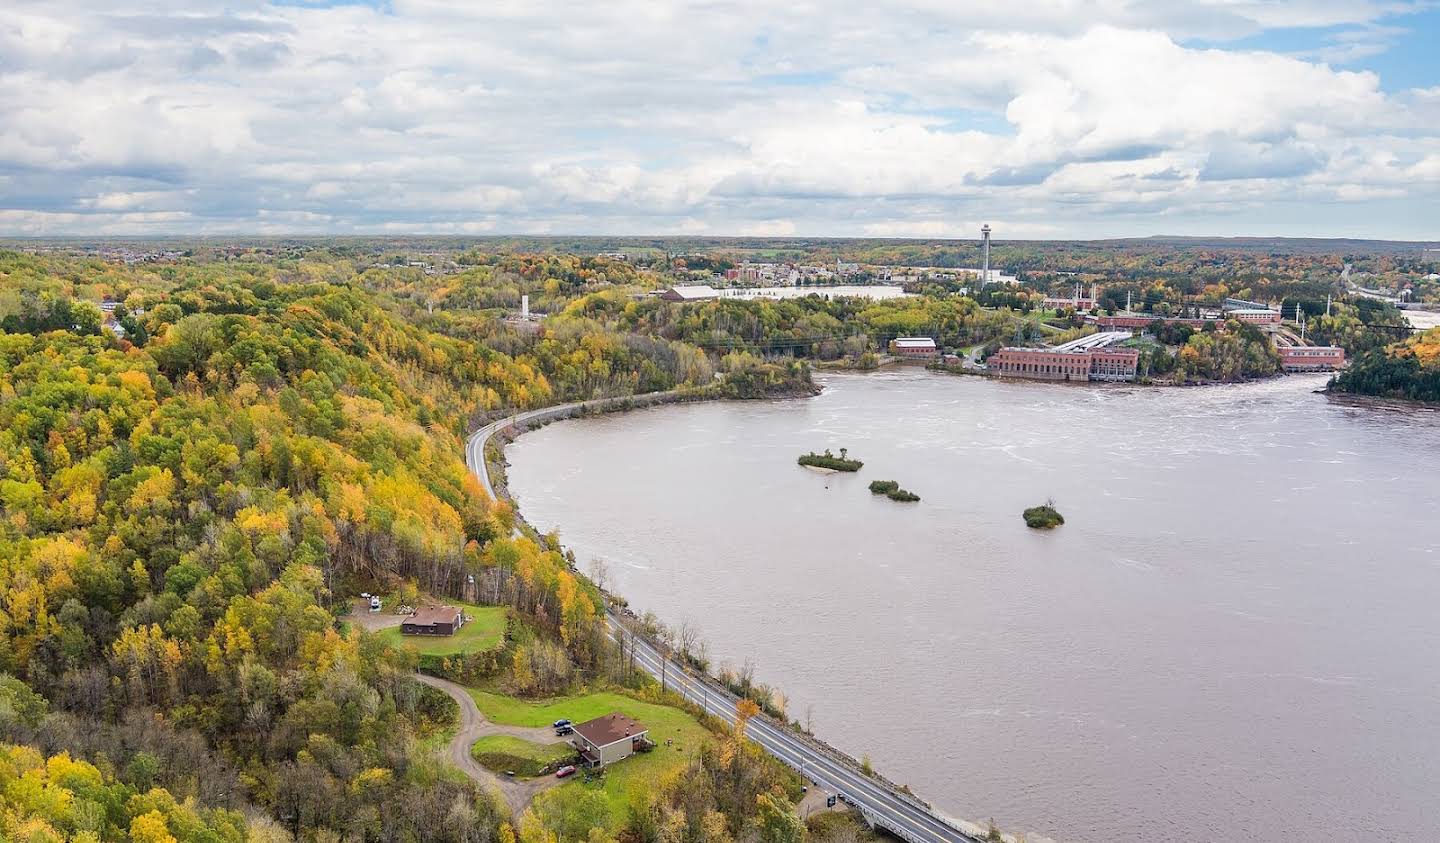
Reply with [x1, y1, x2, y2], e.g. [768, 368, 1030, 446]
[407, 605, 460, 626]
[572, 713, 647, 748]
[664, 285, 719, 300]
[893, 337, 936, 348]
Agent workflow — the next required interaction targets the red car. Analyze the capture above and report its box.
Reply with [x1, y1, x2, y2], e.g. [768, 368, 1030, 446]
[554, 765, 577, 779]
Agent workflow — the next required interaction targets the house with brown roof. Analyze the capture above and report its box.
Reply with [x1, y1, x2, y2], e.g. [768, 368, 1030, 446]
[570, 713, 650, 767]
[401, 605, 464, 636]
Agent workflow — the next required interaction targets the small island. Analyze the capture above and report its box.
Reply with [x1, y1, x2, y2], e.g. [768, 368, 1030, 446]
[869, 480, 920, 502]
[798, 448, 863, 472]
[1023, 503, 1065, 529]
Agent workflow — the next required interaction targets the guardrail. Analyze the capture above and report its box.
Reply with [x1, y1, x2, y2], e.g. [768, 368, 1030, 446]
[465, 392, 987, 843]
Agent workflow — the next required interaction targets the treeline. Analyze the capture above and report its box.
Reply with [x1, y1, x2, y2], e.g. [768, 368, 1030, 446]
[562, 290, 1018, 361]
[364, 251, 656, 317]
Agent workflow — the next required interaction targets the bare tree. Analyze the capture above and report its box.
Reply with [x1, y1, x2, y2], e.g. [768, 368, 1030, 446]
[677, 619, 700, 666]
[588, 557, 611, 595]
[739, 659, 756, 697]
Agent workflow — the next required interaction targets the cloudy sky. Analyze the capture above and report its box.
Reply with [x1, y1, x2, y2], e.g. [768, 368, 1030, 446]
[3, 0, 1439, 239]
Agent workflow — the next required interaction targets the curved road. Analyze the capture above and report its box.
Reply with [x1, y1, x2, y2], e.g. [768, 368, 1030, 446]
[465, 398, 986, 843]
[414, 673, 567, 815]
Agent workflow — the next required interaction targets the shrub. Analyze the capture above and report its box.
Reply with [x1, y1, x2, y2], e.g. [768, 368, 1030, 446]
[868, 480, 899, 494]
[1023, 504, 1065, 529]
[886, 488, 920, 502]
[797, 448, 863, 471]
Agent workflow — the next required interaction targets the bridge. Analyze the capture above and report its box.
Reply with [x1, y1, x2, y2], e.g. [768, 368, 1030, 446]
[464, 398, 988, 843]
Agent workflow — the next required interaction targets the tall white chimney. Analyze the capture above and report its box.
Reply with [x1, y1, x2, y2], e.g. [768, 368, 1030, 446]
[521, 294, 530, 320]
[981, 224, 992, 284]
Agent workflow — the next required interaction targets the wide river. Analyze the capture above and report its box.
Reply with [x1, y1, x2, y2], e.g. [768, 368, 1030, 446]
[507, 371, 1440, 842]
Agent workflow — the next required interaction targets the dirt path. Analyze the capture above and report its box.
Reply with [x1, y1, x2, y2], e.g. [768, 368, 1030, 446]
[346, 599, 406, 632]
[414, 673, 569, 815]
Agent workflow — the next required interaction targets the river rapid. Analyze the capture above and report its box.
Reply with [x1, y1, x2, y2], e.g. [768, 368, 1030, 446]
[506, 371, 1440, 842]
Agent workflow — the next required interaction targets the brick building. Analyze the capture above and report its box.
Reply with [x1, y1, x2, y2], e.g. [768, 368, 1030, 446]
[989, 347, 1140, 382]
[1279, 346, 1345, 372]
[889, 337, 938, 359]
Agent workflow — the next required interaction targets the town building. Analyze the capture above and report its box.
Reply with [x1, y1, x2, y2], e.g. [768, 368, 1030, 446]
[889, 337, 938, 358]
[659, 285, 720, 302]
[401, 605, 465, 636]
[989, 347, 1140, 382]
[1279, 346, 1346, 372]
[571, 713, 650, 768]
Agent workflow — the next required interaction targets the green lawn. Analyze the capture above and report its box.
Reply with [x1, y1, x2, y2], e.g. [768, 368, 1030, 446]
[472, 689, 711, 828]
[375, 604, 507, 656]
[470, 735, 574, 778]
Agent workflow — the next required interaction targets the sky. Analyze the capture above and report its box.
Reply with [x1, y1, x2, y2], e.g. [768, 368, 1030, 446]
[2, 0, 1439, 240]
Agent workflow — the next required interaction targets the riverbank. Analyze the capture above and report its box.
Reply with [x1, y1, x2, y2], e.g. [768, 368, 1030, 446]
[465, 384, 1005, 843]
[478, 383, 820, 537]
[930, 359, 1321, 389]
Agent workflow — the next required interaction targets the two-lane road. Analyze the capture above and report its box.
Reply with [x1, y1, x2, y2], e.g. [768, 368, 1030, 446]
[465, 398, 984, 843]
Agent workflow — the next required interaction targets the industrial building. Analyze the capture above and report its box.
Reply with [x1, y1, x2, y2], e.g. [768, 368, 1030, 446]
[1279, 346, 1346, 371]
[1087, 313, 1212, 330]
[889, 337, 939, 359]
[1043, 284, 1100, 312]
[659, 285, 720, 302]
[1227, 308, 1283, 325]
[989, 346, 1140, 382]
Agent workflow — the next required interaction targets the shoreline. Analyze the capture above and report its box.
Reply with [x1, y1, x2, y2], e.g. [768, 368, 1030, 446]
[465, 387, 1007, 843]
[931, 363, 1329, 390]
[1322, 388, 1440, 412]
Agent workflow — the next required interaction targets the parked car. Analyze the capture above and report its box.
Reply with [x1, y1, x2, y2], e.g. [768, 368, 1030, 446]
[555, 725, 574, 736]
[554, 765, 577, 779]
[553, 719, 572, 728]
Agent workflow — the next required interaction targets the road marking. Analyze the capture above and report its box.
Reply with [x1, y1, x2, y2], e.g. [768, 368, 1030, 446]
[470, 403, 981, 843]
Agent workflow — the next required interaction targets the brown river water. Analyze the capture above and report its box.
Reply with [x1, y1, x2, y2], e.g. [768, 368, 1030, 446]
[506, 370, 1440, 842]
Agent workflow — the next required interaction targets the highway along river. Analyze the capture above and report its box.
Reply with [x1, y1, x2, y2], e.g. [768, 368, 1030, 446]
[506, 370, 1440, 843]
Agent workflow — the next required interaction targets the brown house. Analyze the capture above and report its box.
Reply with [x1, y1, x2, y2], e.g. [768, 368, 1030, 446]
[571, 713, 650, 768]
[401, 605, 464, 636]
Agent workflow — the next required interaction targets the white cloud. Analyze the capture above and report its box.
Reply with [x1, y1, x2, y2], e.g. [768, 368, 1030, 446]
[0, 0, 1436, 238]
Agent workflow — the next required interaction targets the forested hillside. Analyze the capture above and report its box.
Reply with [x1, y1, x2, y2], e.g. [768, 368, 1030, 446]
[1330, 326, 1440, 403]
[0, 250, 824, 841]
